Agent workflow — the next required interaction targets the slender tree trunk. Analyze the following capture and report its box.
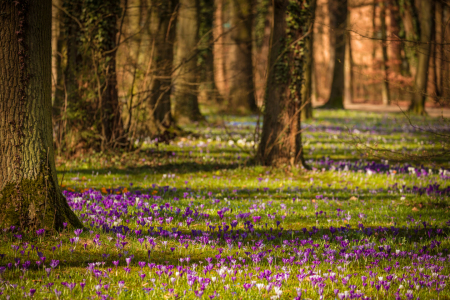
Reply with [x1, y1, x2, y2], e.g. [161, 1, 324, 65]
[301, 0, 316, 119]
[311, 61, 318, 104]
[213, 0, 227, 101]
[442, 4, 449, 103]
[258, 0, 312, 168]
[398, 0, 420, 41]
[146, 0, 178, 135]
[380, 0, 391, 106]
[52, 0, 66, 150]
[0, 0, 82, 230]
[409, 0, 434, 115]
[322, 0, 347, 109]
[172, 0, 204, 124]
[253, 0, 272, 108]
[344, 8, 353, 105]
[433, 0, 443, 102]
[227, 0, 257, 113]
[198, 0, 217, 105]
[396, 0, 420, 76]
[388, 0, 402, 74]
[371, 1, 377, 62]
[99, 0, 126, 150]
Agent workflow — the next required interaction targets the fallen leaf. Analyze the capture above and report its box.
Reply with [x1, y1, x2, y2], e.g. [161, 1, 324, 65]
[412, 207, 418, 211]
[349, 196, 358, 201]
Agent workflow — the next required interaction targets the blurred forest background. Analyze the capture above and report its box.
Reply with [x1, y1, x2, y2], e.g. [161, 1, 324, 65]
[49, 0, 449, 155]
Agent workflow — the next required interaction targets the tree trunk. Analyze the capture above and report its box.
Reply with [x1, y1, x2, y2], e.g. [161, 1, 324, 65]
[61, 0, 84, 153]
[408, 0, 434, 115]
[198, 0, 217, 105]
[52, 0, 66, 150]
[397, 0, 420, 41]
[388, 0, 402, 74]
[442, 4, 449, 103]
[433, 0, 443, 103]
[396, 0, 419, 76]
[257, 0, 312, 168]
[322, 0, 347, 109]
[172, 0, 204, 124]
[99, 0, 126, 150]
[380, 0, 391, 106]
[253, 0, 272, 108]
[343, 8, 353, 105]
[226, 0, 257, 113]
[0, 0, 82, 230]
[213, 0, 228, 101]
[145, 0, 178, 135]
[301, 0, 316, 120]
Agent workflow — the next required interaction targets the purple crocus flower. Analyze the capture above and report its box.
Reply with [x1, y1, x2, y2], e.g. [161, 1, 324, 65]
[50, 260, 59, 269]
[125, 257, 132, 267]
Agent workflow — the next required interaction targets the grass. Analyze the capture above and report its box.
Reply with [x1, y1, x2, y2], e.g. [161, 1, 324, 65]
[0, 110, 449, 299]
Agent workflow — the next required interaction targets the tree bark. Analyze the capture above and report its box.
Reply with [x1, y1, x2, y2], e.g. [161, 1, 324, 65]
[0, 0, 82, 230]
[322, 0, 347, 109]
[301, 0, 316, 119]
[388, 0, 402, 74]
[343, 8, 353, 105]
[226, 0, 257, 113]
[408, 0, 434, 115]
[442, 4, 449, 103]
[172, 0, 204, 124]
[433, 0, 443, 103]
[380, 0, 391, 106]
[213, 0, 228, 101]
[198, 0, 217, 105]
[145, 0, 178, 135]
[98, 0, 126, 150]
[257, 0, 312, 168]
[52, 0, 66, 150]
[396, 0, 419, 76]
[252, 0, 272, 108]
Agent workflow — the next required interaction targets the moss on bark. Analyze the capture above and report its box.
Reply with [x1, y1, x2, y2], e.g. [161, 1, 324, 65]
[0, 178, 82, 231]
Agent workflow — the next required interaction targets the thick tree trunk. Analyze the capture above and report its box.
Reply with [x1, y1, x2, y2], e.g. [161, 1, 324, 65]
[408, 0, 434, 115]
[322, 0, 347, 109]
[0, 0, 82, 230]
[145, 0, 178, 135]
[380, 0, 391, 106]
[226, 0, 257, 113]
[301, 0, 316, 120]
[258, 0, 312, 168]
[172, 0, 204, 124]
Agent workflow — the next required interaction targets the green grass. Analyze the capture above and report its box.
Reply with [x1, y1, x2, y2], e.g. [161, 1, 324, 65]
[0, 110, 449, 300]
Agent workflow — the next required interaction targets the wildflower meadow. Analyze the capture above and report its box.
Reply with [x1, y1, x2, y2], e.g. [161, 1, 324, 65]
[0, 111, 449, 300]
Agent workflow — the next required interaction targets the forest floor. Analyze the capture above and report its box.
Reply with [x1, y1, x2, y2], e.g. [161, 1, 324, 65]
[341, 103, 450, 118]
[0, 110, 449, 299]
